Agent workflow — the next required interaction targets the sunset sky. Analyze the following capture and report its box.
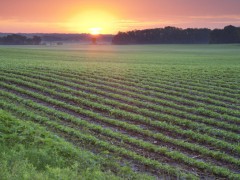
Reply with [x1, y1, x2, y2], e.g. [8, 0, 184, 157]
[1, 0, 240, 34]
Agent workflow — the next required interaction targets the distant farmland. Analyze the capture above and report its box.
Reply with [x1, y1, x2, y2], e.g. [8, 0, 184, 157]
[0, 44, 239, 179]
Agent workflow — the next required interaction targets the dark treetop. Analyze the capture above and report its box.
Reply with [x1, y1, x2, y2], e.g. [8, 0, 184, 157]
[112, 25, 240, 45]
[0, 34, 42, 45]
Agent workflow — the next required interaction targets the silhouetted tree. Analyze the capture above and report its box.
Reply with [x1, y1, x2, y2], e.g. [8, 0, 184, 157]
[91, 36, 97, 44]
[32, 36, 42, 45]
[112, 25, 240, 45]
[210, 25, 240, 44]
[0, 34, 42, 45]
[0, 34, 27, 45]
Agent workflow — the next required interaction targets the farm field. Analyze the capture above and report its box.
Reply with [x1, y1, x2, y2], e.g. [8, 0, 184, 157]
[0, 44, 240, 179]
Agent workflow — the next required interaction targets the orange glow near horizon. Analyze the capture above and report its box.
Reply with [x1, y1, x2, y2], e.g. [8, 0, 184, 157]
[65, 10, 117, 34]
[0, 0, 240, 34]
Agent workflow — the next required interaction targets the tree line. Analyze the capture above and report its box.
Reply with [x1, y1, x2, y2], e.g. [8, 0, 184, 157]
[0, 34, 42, 45]
[112, 25, 240, 45]
[210, 25, 240, 44]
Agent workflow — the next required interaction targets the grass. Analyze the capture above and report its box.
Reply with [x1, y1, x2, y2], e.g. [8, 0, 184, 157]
[0, 110, 153, 180]
[0, 44, 239, 179]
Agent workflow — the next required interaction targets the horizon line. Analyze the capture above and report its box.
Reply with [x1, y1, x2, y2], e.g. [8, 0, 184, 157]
[0, 24, 239, 35]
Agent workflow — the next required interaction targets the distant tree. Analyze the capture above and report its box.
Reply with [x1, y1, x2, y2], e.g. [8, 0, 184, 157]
[0, 34, 41, 45]
[210, 25, 240, 44]
[113, 25, 240, 45]
[91, 36, 97, 44]
[2, 34, 27, 45]
[112, 27, 211, 45]
[32, 36, 42, 45]
[209, 29, 223, 44]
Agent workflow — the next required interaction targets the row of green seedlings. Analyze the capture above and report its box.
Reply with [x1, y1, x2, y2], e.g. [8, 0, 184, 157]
[75, 71, 240, 119]
[39, 68, 240, 121]
[58, 69, 240, 117]
[120, 66, 240, 93]
[0, 91, 239, 179]
[3, 70, 239, 142]
[112, 67, 240, 97]
[125, 68, 239, 96]
[22, 64, 240, 94]
[0, 94, 225, 178]
[0, 100, 197, 179]
[1, 73, 238, 150]
[57, 65, 239, 98]
[19, 68, 240, 125]
[13, 65, 240, 107]
[0, 77, 239, 156]
[72, 66, 239, 106]
[98, 70, 239, 105]
[10, 66, 239, 102]
[20, 69, 240, 132]
[0, 105, 141, 180]
[1, 84, 239, 170]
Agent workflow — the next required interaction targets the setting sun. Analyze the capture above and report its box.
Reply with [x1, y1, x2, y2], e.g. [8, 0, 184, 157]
[90, 27, 102, 35]
[66, 10, 117, 34]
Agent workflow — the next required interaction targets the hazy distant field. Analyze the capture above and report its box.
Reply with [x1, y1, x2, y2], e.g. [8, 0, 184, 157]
[0, 44, 239, 179]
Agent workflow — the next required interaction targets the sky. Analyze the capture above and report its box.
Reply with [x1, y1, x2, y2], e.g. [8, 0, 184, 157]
[0, 0, 240, 34]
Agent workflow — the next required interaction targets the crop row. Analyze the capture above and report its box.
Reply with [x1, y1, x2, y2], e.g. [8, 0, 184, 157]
[30, 68, 240, 121]
[0, 99, 199, 179]
[1, 70, 239, 141]
[7, 66, 239, 102]
[48, 66, 240, 98]
[105, 66, 240, 93]
[72, 67, 239, 106]
[1, 87, 239, 169]
[110, 70, 240, 100]
[31, 65, 239, 98]
[28, 67, 240, 110]
[11, 68, 240, 126]
[112, 67, 240, 95]
[1, 87, 238, 167]
[105, 74, 239, 106]
[0, 77, 239, 156]
[52, 70, 240, 117]
[47, 69, 240, 119]
[0, 91, 239, 179]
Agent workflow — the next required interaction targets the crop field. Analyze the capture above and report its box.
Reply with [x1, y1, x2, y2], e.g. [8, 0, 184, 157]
[0, 44, 240, 179]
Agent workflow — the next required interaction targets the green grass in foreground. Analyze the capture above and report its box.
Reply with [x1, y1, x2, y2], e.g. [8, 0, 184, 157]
[0, 110, 153, 180]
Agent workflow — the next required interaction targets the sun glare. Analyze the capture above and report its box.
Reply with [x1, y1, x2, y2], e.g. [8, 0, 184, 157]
[90, 27, 102, 35]
[67, 10, 117, 34]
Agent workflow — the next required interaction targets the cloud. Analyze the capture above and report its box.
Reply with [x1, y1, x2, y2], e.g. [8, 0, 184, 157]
[114, 18, 195, 31]
[189, 15, 240, 20]
[0, 18, 67, 33]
